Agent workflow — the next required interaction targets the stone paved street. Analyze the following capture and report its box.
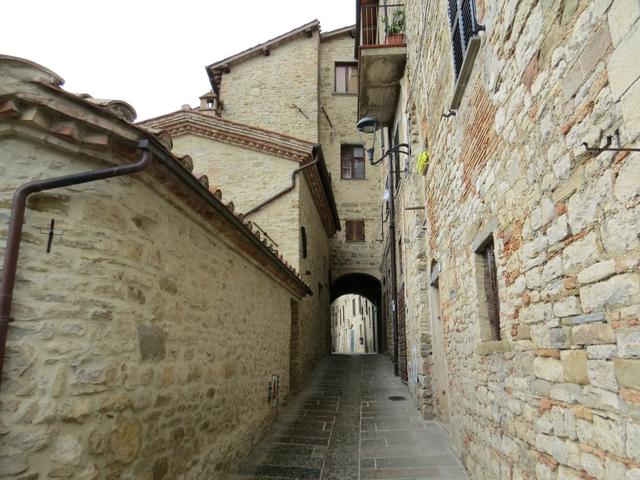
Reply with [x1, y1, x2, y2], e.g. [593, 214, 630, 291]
[231, 355, 468, 479]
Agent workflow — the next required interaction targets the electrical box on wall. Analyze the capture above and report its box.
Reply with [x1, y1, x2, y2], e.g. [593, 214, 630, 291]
[268, 374, 280, 411]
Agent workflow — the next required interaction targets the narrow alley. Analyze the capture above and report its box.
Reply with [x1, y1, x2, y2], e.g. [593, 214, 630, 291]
[231, 355, 467, 480]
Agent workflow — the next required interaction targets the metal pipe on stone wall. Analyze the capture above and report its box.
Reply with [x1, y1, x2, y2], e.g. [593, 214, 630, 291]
[0, 140, 153, 390]
[243, 158, 320, 217]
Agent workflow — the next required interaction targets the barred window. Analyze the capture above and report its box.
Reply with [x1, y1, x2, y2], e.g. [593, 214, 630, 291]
[476, 236, 501, 340]
[448, 0, 481, 80]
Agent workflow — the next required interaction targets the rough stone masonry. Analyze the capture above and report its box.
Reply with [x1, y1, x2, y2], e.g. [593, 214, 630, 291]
[382, 0, 640, 478]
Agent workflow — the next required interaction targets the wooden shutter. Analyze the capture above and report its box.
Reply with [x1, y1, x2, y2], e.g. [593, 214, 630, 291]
[346, 220, 354, 240]
[355, 221, 365, 241]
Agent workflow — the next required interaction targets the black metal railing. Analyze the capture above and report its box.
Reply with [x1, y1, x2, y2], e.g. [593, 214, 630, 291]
[360, 3, 406, 47]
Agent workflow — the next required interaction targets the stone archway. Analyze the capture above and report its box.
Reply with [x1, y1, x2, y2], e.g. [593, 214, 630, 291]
[330, 273, 383, 353]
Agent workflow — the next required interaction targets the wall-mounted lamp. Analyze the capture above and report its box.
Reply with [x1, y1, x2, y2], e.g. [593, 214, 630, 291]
[356, 115, 411, 165]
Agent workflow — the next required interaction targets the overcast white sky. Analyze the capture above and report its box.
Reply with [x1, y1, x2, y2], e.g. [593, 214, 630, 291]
[2, 1, 355, 120]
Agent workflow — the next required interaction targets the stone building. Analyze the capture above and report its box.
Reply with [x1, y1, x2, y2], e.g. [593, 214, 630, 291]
[202, 20, 385, 338]
[331, 293, 377, 353]
[139, 108, 340, 391]
[0, 56, 313, 479]
[355, 0, 640, 478]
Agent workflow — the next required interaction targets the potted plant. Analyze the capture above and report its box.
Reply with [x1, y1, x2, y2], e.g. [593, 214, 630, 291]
[384, 9, 405, 45]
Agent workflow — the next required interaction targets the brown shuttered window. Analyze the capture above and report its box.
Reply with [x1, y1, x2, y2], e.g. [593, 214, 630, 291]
[345, 220, 365, 242]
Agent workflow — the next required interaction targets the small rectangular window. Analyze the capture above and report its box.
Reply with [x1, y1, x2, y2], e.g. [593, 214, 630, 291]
[346, 220, 365, 242]
[475, 235, 501, 340]
[352, 298, 356, 316]
[341, 145, 366, 179]
[300, 226, 307, 259]
[335, 62, 358, 93]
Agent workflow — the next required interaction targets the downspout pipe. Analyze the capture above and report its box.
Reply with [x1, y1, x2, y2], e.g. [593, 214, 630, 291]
[244, 157, 319, 217]
[387, 130, 400, 377]
[0, 139, 153, 390]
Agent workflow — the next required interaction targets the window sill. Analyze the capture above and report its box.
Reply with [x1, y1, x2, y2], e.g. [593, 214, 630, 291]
[333, 92, 357, 97]
[450, 33, 483, 110]
[340, 177, 368, 181]
[345, 240, 367, 243]
[477, 339, 511, 356]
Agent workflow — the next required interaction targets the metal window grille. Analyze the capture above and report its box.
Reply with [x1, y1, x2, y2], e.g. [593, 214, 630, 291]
[448, 0, 480, 80]
[481, 239, 501, 340]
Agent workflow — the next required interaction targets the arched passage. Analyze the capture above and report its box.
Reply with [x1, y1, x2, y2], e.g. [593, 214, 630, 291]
[330, 273, 383, 353]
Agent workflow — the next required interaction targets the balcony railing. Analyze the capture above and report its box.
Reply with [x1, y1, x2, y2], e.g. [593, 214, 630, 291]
[360, 3, 406, 48]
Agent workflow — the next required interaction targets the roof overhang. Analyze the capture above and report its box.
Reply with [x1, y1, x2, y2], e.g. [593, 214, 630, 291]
[206, 20, 321, 95]
[0, 55, 313, 298]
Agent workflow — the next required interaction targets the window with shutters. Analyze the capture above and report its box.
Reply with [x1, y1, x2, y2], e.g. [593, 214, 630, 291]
[474, 234, 501, 341]
[447, 0, 483, 109]
[345, 220, 365, 242]
[335, 62, 358, 94]
[341, 145, 366, 179]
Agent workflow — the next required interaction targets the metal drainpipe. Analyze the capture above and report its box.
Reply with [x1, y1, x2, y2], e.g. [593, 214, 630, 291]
[243, 158, 319, 217]
[387, 129, 400, 377]
[0, 139, 153, 390]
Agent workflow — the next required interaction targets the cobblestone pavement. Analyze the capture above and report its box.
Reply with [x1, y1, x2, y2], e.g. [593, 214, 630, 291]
[230, 354, 468, 480]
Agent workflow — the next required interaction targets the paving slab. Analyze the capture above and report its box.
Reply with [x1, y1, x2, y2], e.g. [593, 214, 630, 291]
[229, 354, 468, 480]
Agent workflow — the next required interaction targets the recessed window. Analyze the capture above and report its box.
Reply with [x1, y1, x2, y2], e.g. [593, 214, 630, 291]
[345, 220, 365, 242]
[335, 62, 358, 93]
[341, 145, 365, 179]
[300, 226, 308, 259]
[475, 235, 501, 340]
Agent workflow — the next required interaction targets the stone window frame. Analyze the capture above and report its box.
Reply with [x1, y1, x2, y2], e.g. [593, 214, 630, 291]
[334, 62, 358, 95]
[471, 219, 511, 355]
[447, 0, 484, 110]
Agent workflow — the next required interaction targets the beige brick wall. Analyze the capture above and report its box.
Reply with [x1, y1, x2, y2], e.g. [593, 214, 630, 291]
[319, 34, 383, 281]
[219, 31, 320, 142]
[386, 0, 640, 477]
[171, 133, 300, 265]
[0, 136, 299, 479]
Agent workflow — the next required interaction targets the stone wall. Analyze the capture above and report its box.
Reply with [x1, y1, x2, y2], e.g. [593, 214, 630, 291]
[218, 31, 320, 142]
[0, 136, 301, 479]
[319, 33, 383, 281]
[387, 80, 434, 416]
[297, 175, 332, 387]
[391, 0, 640, 478]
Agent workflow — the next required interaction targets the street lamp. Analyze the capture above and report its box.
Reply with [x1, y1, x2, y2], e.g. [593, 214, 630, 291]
[355, 115, 408, 377]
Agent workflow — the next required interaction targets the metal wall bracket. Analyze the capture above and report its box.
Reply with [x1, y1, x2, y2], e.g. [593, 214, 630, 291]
[582, 130, 640, 153]
[39, 219, 64, 253]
